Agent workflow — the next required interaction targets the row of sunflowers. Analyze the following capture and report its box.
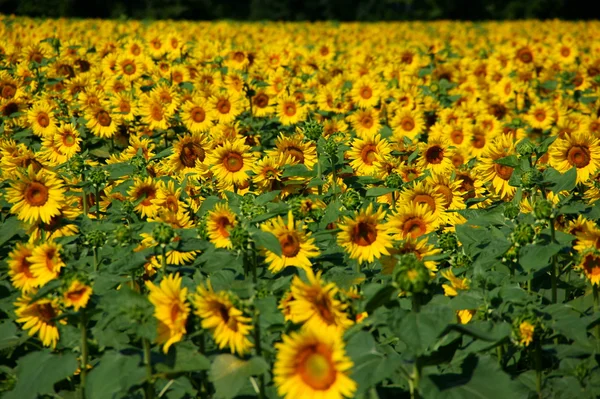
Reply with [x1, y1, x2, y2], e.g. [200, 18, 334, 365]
[1, 15, 600, 399]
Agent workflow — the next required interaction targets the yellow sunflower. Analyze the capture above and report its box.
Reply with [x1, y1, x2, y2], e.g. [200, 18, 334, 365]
[207, 138, 255, 189]
[206, 203, 237, 249]
[167, 133, 210, 175]
[63, 280, 93, 312]
[289, 270, 353, 335]
[181, 97, 214, 134]
[577, 250, 600, 287]
[348, 108, 381, 138]
[29, 241, 65, 288]
[381, 237, 441, 274]
[277, 95, 307, 126]
[270, 132, 318, 170]
[337, 203, 395, 264]
[476, 134, 517, 199]
[549, 132, 600, 184]
[526, 102, 555, 130]
[128, 177, 161, 218]
[210, 91, 243, 124]
[7, 166, 65, 224]
[273, 326, 357, 399]
[351, 76, 382, 109]
[27, 101, 57, 137]
[146, 273, 190, 354]
[260, 211, 320, 273]
[252, 153, 290, 193]
[390, 203, 439, 240]
[15, 294, 64, 349]
[85, 106, 119, 139]
[391, 108, 425, 141]
[348, 132, 392, 177]
[192, 281, 254, 355]
[398, 180, 447, 221]
[416, 133, 453, 175]
[8, 242, 37, 293]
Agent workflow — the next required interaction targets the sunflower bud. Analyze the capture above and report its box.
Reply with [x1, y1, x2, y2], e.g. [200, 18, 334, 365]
[69, 154, 86, 176]
[533, 199, 553, 220]
[114, 225, 133, 246]
[516, 140, 536, 158]
[385, 173, 403, 189]
[323, 137, 338, 159]
[196, 217, 209, 240]
[85, 230, 107, 248]
[512, 315, 540, 347]
[152, 224, 174, 248]
[521, 169, 543, 189]
[240, 193, 266, 219]
[438, 232, 458, 253]
[303, 120, 323, 142]
[130, 154, 147, 176]
[450, 252, 472, 268]
[341, 189, 361, 210]
[88, 167, 109, 188]
[503, 203, 520, 220]
[393, 254, 431, 294]
[230, 225, 250, 251]
[511, 223, 536, 246]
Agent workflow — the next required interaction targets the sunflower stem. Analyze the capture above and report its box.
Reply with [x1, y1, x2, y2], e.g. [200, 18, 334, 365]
[253, 311, 266, 399]
[160, 246, 167, 279]
[534, 340, 543, 398]
[391, 191, 396, 208]
[143, 338, 154, 399]
[79, 313, 88, 399]
[411, 293, 421, 313]
[82, 185, 89, 216]
[408, 357, 422, 399]
[317, 157, 323, 196]
[550, 219, 557, 304]
[94, 186, 100, 220]
[593, 285, 600, 342]
[93, 247, 99, 272]
[496, 344, 504, 368]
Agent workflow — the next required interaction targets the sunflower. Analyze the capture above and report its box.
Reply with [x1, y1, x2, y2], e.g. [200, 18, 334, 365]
[289, 270, 353, 335]
[207, 203, 237, 249]
[8, 242, 37, 293]
[7, 166, 64, 224]
[27, 101, 57, 137]
[140, 95, 172, 130]
[577, 250, 600, 286]
[517, 321, 535, 347]
[251, 89, 275, 117]
[26, 202, 80, 243]
[273, 326, 357, 399]
[29, 241, 65, 288]
[549, 132, 600, 184]
[15, 294, 63, 349]
[85, 106, 119, 138]
[63, 280, 93, 311]
[52, 123, 82, 159]
[348, 132, 392, 177]
[416, 133, 453, 175]
[425, 172, 467, 225]
[381, 237, 441, 274]
[277, 95, 307, 126]
[399, 181, 447, 221]
[116, 53, 145, 81]
[526, 102, 555, 130]
[351, 76, 382, 109]
[192, 281, 253, 355]
[476, 134, 517, 199]
[348, 108, 381, 138]
[391, 108, 425, 141]
[252, 152, 290, 193]
[270, 132, 318, 170]
[207, 138, 255, 189]
[466, 124, 496, 159]
[260, 211, 320, 273]
[337, 203, 395, 264]
[441, 268, 470, 296]
[390, 203, 439, 240]
[128, 177, 161, 218]
[455, 169, 487, 207]
[167, 133, 210, 175]
[210, 91, 243, 124]
[146, 273, 190, 354]
[181, 97, 214, 134]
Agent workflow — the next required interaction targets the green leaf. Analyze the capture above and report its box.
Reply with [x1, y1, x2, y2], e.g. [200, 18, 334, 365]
[447, 321, 511, 342]
[197, 196, 220, 217]
[85, 351, 147, 399]
[255, 190, 281, 205]
[543, 167, 577, 194]
[176, 238, 210, 252]
[0, 217, 24, 247]
[282, 164, 313, 178]
[365, 187, 396, 197]
[150, 147, 173, 160]
[210, 355, 268, 399]
[0, 321, 20, 350]
[518, 242, 565, 272]
[155, 342, 211, 373]
[251, 229, 282, 256]
[4, 350, 78, 399]
[106, 162, 135, 180]
[494, 155, 520, 168]
[365, 285, 397, 313]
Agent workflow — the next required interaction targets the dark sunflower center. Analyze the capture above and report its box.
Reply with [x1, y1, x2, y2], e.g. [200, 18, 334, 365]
[67, 288, 87, 302]
[180, 142, 205, 167]
[97, 110, 112, 127]
[37, 113, 50, 128]
[253, 93, 269, 108]
[436, 185, 453, 208]
[403, 218, 426, 239]
[472, 134, 486, 149]
[25, 181, 49, 206]
[37, 303, 57, 322]
[495, 164, 514, 180]
[425, 145, 444, 164]
[414, 194, 436, 212]
[352, 221, 378, 246]
[401, 117, 415, 131]
[567, 145, 591, 168]
[283, 102, 297, 116]
[224, 153, 243, 172]
[123, 61, 136, 75]
[279, 232, 301, 257]
[361, 114, 374, 128]
[297, 343, 336, 390]
[190, 107, 206, 123]
[360, 86, 373, 99]
[517, 47, 533, 63]
[217, 99, 231, 114]
[360, 144, 378, 165]
[1, 83, 16, 99]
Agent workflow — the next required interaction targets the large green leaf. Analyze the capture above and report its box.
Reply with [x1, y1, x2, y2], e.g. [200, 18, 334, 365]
[85, 351, 147, 399]
[5, 350, 78, 399]
[209, 355, 268, 399]
[155, 342, 210, 373]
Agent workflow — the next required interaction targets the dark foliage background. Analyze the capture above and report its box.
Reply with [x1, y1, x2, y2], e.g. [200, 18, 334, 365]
[0, 0, 598, 21]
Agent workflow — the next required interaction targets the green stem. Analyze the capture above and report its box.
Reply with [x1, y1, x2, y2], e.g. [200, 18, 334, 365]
[198, 331, 209, 399]
[160, 246, 167, 278]
[496, 345, 504, 368]
[93, 247, 99, 272]
[331, 158, 338, 198]
[535, 341, 543, 398]
[593, 285, 600, 342]
[82, 186, 88, 216]
[391, 191, 396, 209]
[79, 314, 88, 399]
[411, 293, 421, 313]
[253, 312, 265, 399]
[317, 158, 323, 196]
[550, 219, 557, 304]
[143, 338, 154, 399]
[409, 358, 422, 399]
[95, 186, 100, 220]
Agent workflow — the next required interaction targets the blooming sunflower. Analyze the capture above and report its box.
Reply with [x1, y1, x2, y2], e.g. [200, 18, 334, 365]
[399, 181, 447, 221]
[577, 250, 600, 286]
[210, 91, 243, 124]
[207, 138, 255, 189]
[181, 97, 214, 134]
[15, 294, 64, 349]
[192, 281, 253, 355]
[7, 166, 64, 224]
[27, 101, 57, 137]
[167, 133, 210, 175]
[128, 177, 161, 218]
[381, 237, 441, 274]
[351, 76, 382, 109]
[273, 326, 357, 399]
[549, 132, 600, 184]
[337, 203, 395, 264]
[289, 270, 353, 335]
[425, 172, 467, 225]
[348, 132, 392, 177]
[391, 108, 425, 141]
[390, 203, 439, 240]
[260, 211, 320, 273]
[277, 95, 307, 126]
[476, 134, 517, 199]
[63, 280, 93, 311]
[348, 108, 381, 138]
[29, 241, 65, 288]
[251, 89, 275, 118]
[526, 102, 555, 130]
[206, 203, 237, 249]
[85, 106, 119, 139]
[416, 133, 454, 175]
[252, 152, 291, 193]
[146, 273, 190, 353]
[8, 242, 37, 293]
[269, 132, 318, 170]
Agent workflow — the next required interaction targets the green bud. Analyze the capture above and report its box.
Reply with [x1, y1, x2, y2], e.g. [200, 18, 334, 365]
[511, 223, 535, 247]
[385, 173, 403, 189]
[303, 119, 323, 142]
[341, 189, 361, 211]
[323, 138, 338, 159]
[516, 140, 536, 158]
[88, 167, 109, 188]
[240, 193, 266, 219]
[85, 230, 107, 248]
[114, 225, 133, 246]
[503, 203, 520, 220]
[196, 218, 208, 240]
[130, 155, 147, 176]
[230, 225, 250, 252]
[393, 254, 431, 294]
[521, 169, 543, 189]
[152, 224, 174, 247]
[438, 232, 458, 253]
[69, 154, 85, 176]
[214, 56, 224, 64]
[450, 252, 472, 268]
[533, 199, 553, 220]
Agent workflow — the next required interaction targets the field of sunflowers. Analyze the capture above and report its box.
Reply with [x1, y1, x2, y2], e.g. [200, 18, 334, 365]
[2, 15, 600, 399]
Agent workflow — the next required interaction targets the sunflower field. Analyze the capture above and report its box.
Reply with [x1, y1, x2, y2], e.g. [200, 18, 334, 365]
[2, 15, 600, 399]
